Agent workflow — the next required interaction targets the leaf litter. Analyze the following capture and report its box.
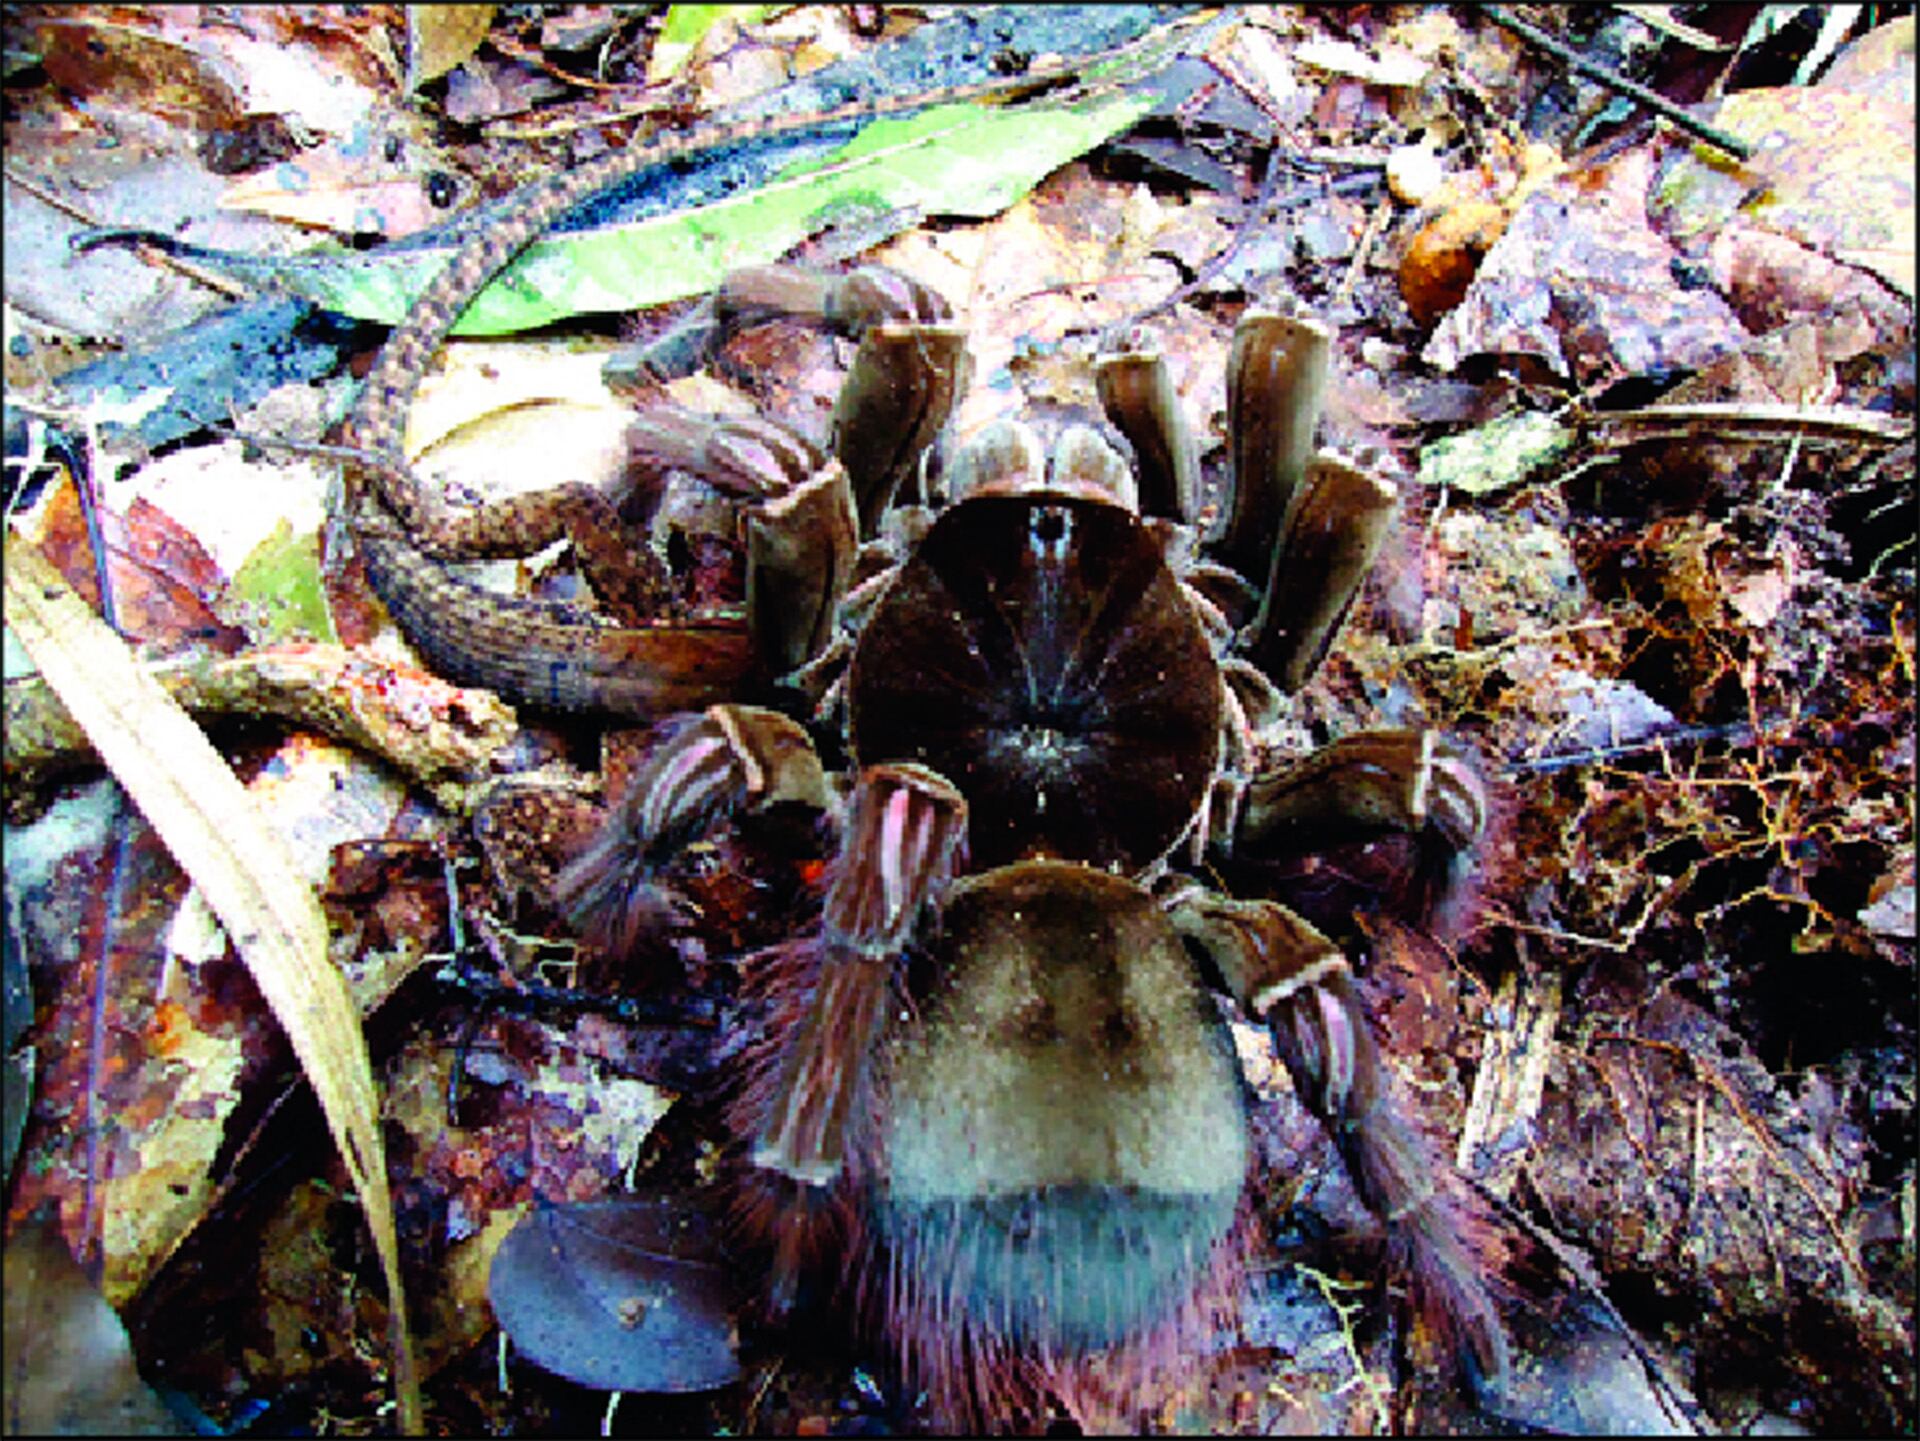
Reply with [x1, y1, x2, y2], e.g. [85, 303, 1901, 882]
[3, 5, 1912, 1434]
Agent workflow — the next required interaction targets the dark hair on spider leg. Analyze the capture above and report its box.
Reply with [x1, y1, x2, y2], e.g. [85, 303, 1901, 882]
[1392, 1169, 1513, 1392]
[1417, 746, 1517, 947]
[551, 711, 754, 957]
[1269, 970, 1512, 1390]
[550, 817, 696, 959]
[726, 935, 873, 1318]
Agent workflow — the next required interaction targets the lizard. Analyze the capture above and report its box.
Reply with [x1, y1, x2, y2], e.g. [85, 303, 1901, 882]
[342, 59, 1128, 721]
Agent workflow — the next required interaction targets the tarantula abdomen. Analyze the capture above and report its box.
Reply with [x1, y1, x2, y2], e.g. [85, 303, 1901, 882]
[869, 861, 1249, 1408]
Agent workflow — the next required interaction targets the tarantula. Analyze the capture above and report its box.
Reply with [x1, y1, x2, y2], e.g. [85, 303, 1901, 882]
[545, 264, 1507, 1425]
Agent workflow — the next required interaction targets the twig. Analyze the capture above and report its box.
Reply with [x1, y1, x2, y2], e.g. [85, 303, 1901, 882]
[487, 29, 632, 93]
[5, 644, 517, 819]
[1334, 195, 1393, 309]
[1476, 1177, 1705, 1432]
[1615, 4, 1733, 52]
[1505, 717, 1760, 775]
[1593, 401, 1914, 448]
[1484, 6, 1753, 160]
[1295, 1263, 1392, 1433]
[1114, 168, 1384, 334]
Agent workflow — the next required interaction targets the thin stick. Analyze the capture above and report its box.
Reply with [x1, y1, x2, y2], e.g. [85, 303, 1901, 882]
[1484, 6, 1753, 160]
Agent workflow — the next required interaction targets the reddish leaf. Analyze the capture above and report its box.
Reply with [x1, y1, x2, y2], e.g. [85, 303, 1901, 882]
[36, 480, 247, 654]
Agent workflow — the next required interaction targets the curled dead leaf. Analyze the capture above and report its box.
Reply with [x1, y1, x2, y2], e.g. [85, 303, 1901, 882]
[491, 1196, 740, 1394]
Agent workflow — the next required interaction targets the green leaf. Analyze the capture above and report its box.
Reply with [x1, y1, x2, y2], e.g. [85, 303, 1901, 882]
[660, 4, 749, 45]
[297, 90, 1153, 335]
[232, 519, 337, 645]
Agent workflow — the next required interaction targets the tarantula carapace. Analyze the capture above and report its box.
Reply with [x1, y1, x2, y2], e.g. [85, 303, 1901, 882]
[549, 264, 1507, 1424]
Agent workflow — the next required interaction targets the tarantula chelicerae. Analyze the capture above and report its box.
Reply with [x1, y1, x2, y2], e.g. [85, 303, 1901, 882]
[551, 265, 1507, 1424]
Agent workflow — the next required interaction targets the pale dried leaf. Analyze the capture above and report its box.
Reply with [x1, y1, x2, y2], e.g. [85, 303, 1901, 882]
[408, 4, 495, 90]
[3, 1210, 184, 1436]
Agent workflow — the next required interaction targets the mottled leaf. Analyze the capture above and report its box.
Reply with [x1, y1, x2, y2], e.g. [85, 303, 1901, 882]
[1417, 410, 1577, 497]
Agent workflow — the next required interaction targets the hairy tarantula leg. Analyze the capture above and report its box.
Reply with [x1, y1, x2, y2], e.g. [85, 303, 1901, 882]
[1192, 661, 1265, 865]
[1049, 423, 1138, 508]
[627, 408, 824, 500]
[553, 704, 828, 957]
[1219, 311, 1332, 586]
[1245, 454, 1399, 692]
[716, 264, 952, 334]
[1232, 727, 1488, 922]
[1167, 888, 1510, 1387]
[625, 403, 857, 681]
[746, 460, 859, 678]
[941, 416, 1044, 502]
[753, 763, 967, 1185]
[1094, 346, 1200, 521]
[834, 321, 971, 534]
[713, 265, 969, 534]
[1166, 885, 1345, 1012]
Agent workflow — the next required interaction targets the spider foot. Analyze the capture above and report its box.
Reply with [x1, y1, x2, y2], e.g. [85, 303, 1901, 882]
[711, 264, 969, 532]
[1215, 309, 1404, 692]
[1168, 888, 1510, 1388]
[1094, 342, 1200, 522]
[553, 703, 826, 957]
[1244, 452, 1398, 692]
[1269, 959, 1511, 1389]
[1222, 310, 1332, 586]
[752, 763, 966, 1184]
[1233, 726, 1488, 931]
[831, 311, 970, 532]
[627, 408, 823, 501]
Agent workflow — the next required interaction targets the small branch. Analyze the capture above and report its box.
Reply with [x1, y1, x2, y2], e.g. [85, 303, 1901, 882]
[1593, 402, 1914, 449]
[6, 643, 517, 819]
[1484, 6, 1754, 160]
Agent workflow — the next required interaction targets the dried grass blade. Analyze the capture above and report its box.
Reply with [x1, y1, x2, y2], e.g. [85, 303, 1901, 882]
[2, 537, 422, 1432]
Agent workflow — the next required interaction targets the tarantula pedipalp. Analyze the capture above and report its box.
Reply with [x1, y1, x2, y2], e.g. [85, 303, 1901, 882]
[553, 264, 1506, 1420]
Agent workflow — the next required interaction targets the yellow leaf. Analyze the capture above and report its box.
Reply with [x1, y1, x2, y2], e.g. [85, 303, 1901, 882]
[408, 4, 495, 91]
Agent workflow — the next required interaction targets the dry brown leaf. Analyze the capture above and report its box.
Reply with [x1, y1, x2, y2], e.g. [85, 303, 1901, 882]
[1713, 85, 1916, 297]
[1820, 14, 1916, 108]
[32, 480, 248, 656]
[406, 337, 634, 491]
[30, 12, 245, 128]
[1424, 147, 1749, 382]
[1718, 542, 1797, 629]
[2, 538, 421, 1433]
[407, 5, 496, 91]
